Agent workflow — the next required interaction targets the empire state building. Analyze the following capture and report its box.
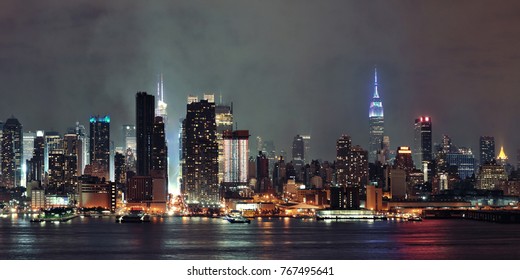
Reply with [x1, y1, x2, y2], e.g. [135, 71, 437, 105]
[369, 68, 384, 163]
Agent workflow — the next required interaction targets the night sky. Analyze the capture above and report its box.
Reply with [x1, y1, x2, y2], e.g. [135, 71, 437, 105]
[1, 0, 520, 167]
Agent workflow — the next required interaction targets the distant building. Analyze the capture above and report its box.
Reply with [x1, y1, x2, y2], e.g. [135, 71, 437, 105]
[256, 151, 270, 193]
[479, 136, 495, 165]
[446, 149, 476, 180]
[114, 152, 126, 185]
[477, 161, 508, 190]
[390, 167, 407, 199]
[122, 124, 136, 172]
[496, 146, 508, 166]
[369, 68, 384, 163]
[89, 115, 110, 180]
[413, 116, 432, 169]
[394, 146, 414, 172]
[292, 135, 305, 182]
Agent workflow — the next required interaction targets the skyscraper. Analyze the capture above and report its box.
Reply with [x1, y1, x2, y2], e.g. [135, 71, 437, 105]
[350, 145, 369, 189]
[336, 135, 352, 189]
[1, 117, 23, 188]
[216, 101, 233, 184]
[413, 116, 432, 168]
[292, 134, 305, 182]
[27, 131, 45, 184]
[89, 115, 110, 180]
[63, 133, 79, 184]
[335, 134, 361, 209]
[155, 74, 168, 123]
[182, 95, 219, 204]
[151, 116, 167, 172]
[136, 92, 155, 176]
[496, 146, 508, 166]
[394, 146, 414, 173]
[479, 136, 495, 165]
[22, 131, 36, 187]
[369, 68, 384, 163]
[222, 130, 249, 189]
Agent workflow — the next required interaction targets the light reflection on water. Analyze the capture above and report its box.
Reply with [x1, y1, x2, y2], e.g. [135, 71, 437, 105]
[1, 216, 520, 259]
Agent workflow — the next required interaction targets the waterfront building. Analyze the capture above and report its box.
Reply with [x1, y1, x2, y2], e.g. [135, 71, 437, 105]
[222, 130, 249, 190]
[366, 184, 383, 211]
[182, 95, 219, 204]
[369, 68, 384, 163]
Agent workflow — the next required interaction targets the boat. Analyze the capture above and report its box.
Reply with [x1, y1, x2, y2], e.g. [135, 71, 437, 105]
[224, 210, 251, 224]
[408, 215, 423, 222]
[30, 207, 78, 223]
[117, 209, 151, 223]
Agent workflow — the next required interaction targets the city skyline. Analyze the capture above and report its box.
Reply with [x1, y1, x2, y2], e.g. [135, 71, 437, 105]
[0, 1, 519, 164]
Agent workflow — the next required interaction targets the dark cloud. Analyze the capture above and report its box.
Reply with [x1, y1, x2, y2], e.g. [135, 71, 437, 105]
[1, 0, 520, 169]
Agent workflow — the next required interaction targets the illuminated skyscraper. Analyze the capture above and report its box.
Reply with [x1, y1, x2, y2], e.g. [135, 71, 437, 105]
[479, 136, 495, 165]
[1, 117, 23, 188]
[182, 95, 219, 204]
[155, 74, 168, 123]
[335, 134, 361, 209]
[369, 68, 384, 163]
[496, 146, 508, 166]
[336, 135, 352, 189]
[22, 131, 36, 187]
[122, 124, 136, 172]
[63, 133, 79, 184]
[350, 145, 368, 189]
[89, 115, 110, 180]
[75, 122, 88, 175]
[216, 101, 233, 184]
[413, 116, 432, 168]
[27, 131, 45, 184]
[222, 130, 249, 190]
[136, 92, 155, 176]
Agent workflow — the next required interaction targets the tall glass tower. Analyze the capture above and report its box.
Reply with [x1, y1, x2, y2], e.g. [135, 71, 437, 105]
[369, 68, 384, 163]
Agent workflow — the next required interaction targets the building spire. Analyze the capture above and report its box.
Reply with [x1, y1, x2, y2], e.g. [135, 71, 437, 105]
[373, 67, 379, 99]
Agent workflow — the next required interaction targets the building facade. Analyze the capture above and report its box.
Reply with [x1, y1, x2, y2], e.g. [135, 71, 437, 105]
[182, 96, 219, 204]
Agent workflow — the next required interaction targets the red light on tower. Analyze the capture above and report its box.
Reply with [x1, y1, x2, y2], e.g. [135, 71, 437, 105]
[420, 117, 423, 122]
[425, 116, 430, 122]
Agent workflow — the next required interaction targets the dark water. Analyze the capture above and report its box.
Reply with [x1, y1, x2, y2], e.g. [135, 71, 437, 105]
[1, 215, 520, 260]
